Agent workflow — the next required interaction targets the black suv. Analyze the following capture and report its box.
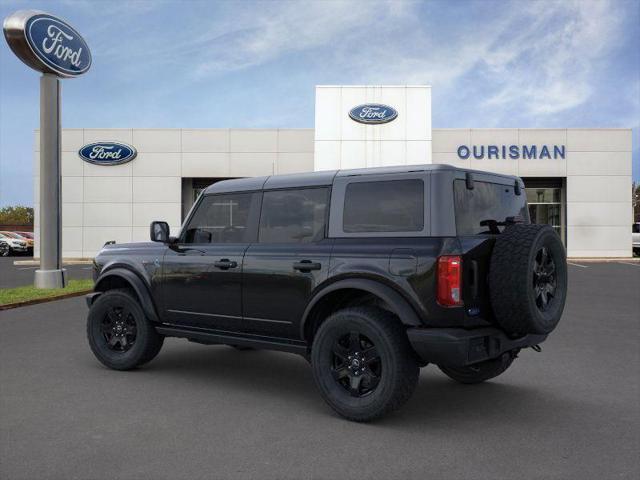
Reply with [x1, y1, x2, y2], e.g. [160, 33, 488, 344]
[87, 164, 567, 421]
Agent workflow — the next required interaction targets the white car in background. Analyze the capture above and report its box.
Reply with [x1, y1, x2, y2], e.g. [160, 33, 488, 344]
[633, 223, 640, 256]
[0, 232, 28, 257]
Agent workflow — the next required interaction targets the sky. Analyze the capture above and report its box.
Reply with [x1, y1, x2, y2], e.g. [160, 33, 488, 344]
[0, 0, 638, 206]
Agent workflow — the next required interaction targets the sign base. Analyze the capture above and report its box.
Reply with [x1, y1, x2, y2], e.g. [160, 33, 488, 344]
[34, 268, 67, 289]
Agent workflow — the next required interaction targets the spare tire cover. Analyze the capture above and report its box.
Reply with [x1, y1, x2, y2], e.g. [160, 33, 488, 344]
[489, 224, 567, 336]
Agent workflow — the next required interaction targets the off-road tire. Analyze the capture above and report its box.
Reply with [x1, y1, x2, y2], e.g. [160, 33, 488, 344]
[311, 307, 419, 422]
[87, 288, 164, 370]
[438, 351, 517, 384]
[489, 224, 567, 336]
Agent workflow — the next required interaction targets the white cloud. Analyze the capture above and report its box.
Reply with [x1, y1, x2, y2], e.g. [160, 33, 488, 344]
[481, 0, 624, 116]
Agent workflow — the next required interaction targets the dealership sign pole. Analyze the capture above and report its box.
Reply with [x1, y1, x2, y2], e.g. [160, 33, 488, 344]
[3, 10, 91, 288]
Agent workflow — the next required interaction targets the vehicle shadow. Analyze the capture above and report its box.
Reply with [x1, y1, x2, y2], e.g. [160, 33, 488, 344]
[138, 342, 577, 429]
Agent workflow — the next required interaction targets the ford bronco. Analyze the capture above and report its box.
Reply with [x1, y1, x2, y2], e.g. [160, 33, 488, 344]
[87, 164, 567, 421]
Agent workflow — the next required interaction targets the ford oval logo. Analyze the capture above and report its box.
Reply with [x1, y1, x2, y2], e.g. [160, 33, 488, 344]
[24, 13, 91, 77]
[349, 104, 398, 124]
[79, 142, 137, 166]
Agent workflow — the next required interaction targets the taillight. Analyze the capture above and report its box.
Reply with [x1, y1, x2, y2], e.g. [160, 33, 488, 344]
[437, 256, 462, 306]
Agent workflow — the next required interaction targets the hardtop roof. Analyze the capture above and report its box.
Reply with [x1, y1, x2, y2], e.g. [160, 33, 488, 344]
[203, 164, 520, 194]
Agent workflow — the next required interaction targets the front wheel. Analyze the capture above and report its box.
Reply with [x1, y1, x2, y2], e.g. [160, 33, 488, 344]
[0, 243, 10, 257]
[438, 351, 517, 384]
[311, 307, 419, 422]
[87, 289, 164, 370]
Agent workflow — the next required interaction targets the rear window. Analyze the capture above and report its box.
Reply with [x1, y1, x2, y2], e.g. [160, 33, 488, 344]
[454, 180, 528, 235]
[343, 179, 424, 233]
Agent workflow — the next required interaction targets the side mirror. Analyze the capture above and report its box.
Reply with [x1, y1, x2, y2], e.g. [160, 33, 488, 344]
[150, 221, 170, 243]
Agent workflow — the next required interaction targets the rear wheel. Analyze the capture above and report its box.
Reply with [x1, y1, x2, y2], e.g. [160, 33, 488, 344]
[311, 307, 419, 422]
[0, 243, 9, 257]
[438, 351, 517, 384]
[87, 289, 163, 370]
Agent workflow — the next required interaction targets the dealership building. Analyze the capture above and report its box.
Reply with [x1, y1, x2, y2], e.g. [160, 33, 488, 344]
[32, 85, 634, 259]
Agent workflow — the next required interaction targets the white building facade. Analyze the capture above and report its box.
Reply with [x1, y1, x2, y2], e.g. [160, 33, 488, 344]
[33, 85, 633, 258]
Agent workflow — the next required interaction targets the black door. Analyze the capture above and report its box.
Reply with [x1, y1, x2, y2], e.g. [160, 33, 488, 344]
[242, 187, 333, 339]
[162, 191, 260, 330]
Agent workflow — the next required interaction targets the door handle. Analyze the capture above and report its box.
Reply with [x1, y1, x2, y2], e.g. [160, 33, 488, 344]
[293, 260, 321, 272]
[214, 259, 238, 270]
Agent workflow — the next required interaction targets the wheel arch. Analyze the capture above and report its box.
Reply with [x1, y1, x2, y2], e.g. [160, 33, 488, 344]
[93, 268, 159, 323]
[300, 278, 422, 342]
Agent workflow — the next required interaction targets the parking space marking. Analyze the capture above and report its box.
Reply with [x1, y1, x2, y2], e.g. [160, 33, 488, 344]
[617, 261, 640, 267]
[567, 262, 588, 268]
[18, 267, 38, 270]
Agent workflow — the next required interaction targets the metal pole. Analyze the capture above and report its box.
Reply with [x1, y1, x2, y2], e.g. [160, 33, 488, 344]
[34, 73, 66, 288]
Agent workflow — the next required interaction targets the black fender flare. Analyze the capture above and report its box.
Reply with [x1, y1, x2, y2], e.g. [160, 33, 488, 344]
[300, 278, 422, 339]
[93, 268, 159, 323]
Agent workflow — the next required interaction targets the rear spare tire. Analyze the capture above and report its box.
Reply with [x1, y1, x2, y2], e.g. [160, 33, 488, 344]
[489, 224, 567, 336]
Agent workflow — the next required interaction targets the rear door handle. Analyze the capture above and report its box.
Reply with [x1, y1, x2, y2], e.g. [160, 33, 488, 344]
[214, 259, 238, 270]
[293, 260, 321, 272]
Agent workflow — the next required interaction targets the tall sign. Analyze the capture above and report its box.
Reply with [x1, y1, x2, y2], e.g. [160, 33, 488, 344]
[4, 10, 91, 288]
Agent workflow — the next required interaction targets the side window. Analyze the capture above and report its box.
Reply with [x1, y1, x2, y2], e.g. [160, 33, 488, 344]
[343, 179, 424, 233]
[259, 188, 329, 243]
[183, 193, 259, 244]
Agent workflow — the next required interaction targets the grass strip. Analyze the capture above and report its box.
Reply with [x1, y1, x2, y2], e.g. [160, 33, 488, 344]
[0, 279, 94, 307]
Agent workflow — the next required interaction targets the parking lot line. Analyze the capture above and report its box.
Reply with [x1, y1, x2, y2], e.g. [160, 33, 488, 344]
[567, 262, 588, 268]
[617, 261, 640, 267]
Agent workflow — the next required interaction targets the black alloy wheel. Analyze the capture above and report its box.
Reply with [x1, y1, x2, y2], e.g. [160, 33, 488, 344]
[331, 331, 382, 397]
[101, 305, 137, 352]
[87, 288, 164, 370]
[532, 246, 557, 312]
[0, 242, 9, 257]
[311, 307, 419, 422]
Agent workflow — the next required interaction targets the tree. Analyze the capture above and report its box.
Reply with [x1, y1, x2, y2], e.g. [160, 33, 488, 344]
[0, 205, 34, 225]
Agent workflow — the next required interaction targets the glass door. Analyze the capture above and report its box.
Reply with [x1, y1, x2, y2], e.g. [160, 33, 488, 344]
[526, 187, 565, 244]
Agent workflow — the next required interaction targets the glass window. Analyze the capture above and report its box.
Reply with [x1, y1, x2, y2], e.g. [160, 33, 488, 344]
[633, 223, 640, 234]
[454, 180, 529, 235]
[343, 180, 424, 233]
[259, 188, 329, 243]
[183, 193, 258, 244]
[526, 186, 564, 243]
[526, 188, 561, 204]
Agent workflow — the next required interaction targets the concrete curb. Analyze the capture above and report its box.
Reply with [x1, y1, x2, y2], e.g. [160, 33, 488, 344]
[567, 258, 640, 263]
[13, 259, 93, 266]
[0, 289, 91, 311]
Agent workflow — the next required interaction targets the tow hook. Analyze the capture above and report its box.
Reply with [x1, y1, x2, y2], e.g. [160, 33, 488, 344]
[530, 344, 542, 353]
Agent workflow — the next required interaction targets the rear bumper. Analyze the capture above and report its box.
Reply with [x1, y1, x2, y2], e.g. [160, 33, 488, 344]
[407, 326, 547, 367]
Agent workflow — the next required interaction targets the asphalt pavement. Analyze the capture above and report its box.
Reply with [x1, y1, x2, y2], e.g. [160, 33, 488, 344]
[0, 256, 93, 289]
[1, 262, 639, 480]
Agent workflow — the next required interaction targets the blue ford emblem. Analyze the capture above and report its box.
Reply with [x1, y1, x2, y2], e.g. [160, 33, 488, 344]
[79, 142, 137, 166]
[24, 13, 91, 77]
[349, 104, 398, 124]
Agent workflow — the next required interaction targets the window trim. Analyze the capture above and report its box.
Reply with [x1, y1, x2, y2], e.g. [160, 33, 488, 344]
[257, 186, 331, 244]
[328, 173, 431, 238]
[179, 191, 261, 245]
